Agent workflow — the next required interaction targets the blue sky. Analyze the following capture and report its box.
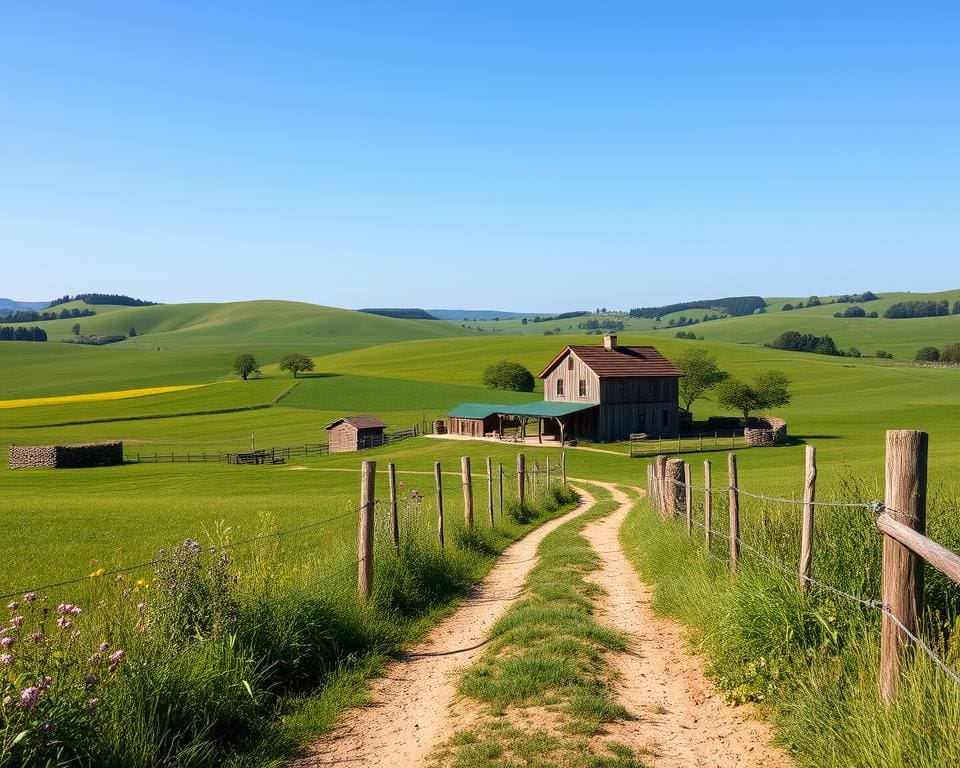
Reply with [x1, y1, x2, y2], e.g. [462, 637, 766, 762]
[2, 2, 957, 311]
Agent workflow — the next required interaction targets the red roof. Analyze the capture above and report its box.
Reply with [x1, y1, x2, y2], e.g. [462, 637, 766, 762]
[538, 345, 683, 379]
[324, 415, 387, 430]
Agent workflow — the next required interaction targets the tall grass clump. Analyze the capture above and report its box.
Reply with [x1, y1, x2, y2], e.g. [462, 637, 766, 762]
[621, 474, 960, 767]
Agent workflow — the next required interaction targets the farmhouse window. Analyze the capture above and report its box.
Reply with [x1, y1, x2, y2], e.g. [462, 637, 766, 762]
[579, 379, 587, 397]
[556, 379, 564, 397]
[567, 356, 574, 370]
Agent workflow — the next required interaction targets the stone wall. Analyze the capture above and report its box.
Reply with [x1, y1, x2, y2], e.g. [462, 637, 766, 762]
[743, 417, 787, 447]
[9, 442, 124, 469]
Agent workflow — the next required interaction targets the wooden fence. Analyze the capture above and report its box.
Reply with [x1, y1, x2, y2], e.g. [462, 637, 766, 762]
[131, 443, 329, 464]
[646, 429, 960, 701]
[630, 431, 744, 458]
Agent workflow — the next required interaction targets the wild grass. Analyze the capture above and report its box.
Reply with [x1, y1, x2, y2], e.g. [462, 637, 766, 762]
[620, 485, 960, 768]
[432, 484, 647, 768]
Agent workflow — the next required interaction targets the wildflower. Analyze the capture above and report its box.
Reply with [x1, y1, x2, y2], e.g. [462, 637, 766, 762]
[56, 604, 81, 616]
[23, 592, 37, 603]
[19, 686, 40, 709]
[28, 631, 44, 644]
[86, 697, 100, 712]
[89, 567, 106, 578]
[1, 695, 11, 708]
[84, 672, 99, 686]
[56, 617, 72, 630]
[98, 642, 110, 652]
[10, 615, 24, 628]
[0, 636, 13, 648]
[7, 601, 19, 611]
[0, 653, 12, 666]
[39, 675, 53, 689]
[135, 578, 147, 589]
[109, 649, 125, 668]
[136, 602, 146, 613]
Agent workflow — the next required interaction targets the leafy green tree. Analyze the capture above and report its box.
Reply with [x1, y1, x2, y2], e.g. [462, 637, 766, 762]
[232, 354, 261, 380]
[674, 347, 728, 412]
[279, 353, 315, 377]
[71, 322, 80, 336]
[940, 343, 960, 364]
[914, 346, 940, 362]
[129, 327, 137, 337]
[715, 370, 791, 420]
[481, 361, 535, 392]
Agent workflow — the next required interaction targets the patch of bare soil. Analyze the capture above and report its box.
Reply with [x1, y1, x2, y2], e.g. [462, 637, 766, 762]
[290, 493, 594, 767]
[581, 482, 794, 768]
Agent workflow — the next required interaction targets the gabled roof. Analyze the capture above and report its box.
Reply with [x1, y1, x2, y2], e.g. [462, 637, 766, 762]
[324, 415, 387, 430]
[538, 345, 684, 379]
[448, 402, 598, 419]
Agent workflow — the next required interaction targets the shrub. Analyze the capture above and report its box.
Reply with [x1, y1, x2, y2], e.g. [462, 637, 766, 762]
[915, 346, 941, 362]
[885, 300, 949, 319]
[782, 303, 794, 311]
[941, 343, 960, 364]
[843, 306, 866, 318]
[480, 361, 535, 392]
[848, 347, 861, 358]
[875, 350, 893, 359]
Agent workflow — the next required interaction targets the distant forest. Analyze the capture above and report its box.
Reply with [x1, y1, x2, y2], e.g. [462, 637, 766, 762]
[2, 308, 96, 323]
[48, 293, 158, 308]
[629, 296, 766, 319]
[360, 308, 438, 320]
[0, 326, 48, 342]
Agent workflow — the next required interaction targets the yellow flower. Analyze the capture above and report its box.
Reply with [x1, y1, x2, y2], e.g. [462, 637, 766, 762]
[89, 567, 106, 578]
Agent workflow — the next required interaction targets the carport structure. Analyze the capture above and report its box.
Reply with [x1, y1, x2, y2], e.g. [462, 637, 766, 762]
[446, 401, 597, 444]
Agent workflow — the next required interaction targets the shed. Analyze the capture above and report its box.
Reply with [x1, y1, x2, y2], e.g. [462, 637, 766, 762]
[324, 415, 388, 453]
[447, 404, 502, 437]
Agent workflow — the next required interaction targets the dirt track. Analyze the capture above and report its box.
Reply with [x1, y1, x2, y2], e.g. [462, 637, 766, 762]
[293, 482, 793, 768]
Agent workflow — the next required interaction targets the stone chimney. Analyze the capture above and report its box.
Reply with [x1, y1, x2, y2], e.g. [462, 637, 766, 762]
[603, 334, 618, 350]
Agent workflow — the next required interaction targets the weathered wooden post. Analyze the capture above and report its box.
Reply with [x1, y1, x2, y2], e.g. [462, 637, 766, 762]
[728, 453, 740, 574]
[561, 452, 567, 486]
[684, 462, 693, 535]
[358, 460, 376, 599]
[703, 460, 712, 552]
[461, 456, 474, 528]
[665, 458, 684, 518]
[546, 456, 551, 487]
[388, 462, 399, 554]
[655, 455, 670, 515]
[799, 445, 816, 593]
[486, 456, 494, 525]
[517, 453, 526, 506]
[646, 464, 655, 507]
[434, 461, 445, 548]
[880, 430, 927, 702]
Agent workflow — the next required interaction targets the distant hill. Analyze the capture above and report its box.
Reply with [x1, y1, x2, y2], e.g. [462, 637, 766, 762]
[0, 298, 49, 315]
[48, 293, 159, 308]
[630, 296, 766, 319]
[360, 308, 438, 320]
[428, 309, 542, 321]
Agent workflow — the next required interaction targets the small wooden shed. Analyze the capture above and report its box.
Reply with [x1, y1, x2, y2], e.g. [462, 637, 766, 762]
[324, 415, 387, 453]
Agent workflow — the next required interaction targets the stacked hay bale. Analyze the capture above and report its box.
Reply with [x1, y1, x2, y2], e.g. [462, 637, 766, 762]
[8, 441, 124, 469]
[743, 417, 787, 447]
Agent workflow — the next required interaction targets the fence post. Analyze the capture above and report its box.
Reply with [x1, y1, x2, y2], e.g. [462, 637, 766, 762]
[655, 455, 669, 515]
[646, 463, 655, 507]
[684, 462, 693, 535]
[728, 453, 740, 574]
[517, 453, 526, 506]
[665, 458, 684, 518]
[799, 445, 816, 593]
[358, 461, 376, 600]
[880, 429, 928, 702]
[499, 462, 504, 518]
[533, 461, 540, 495]
[435, 461, 445, 548]
[703, 460, 712, 552]
[461, 456, 474, 528]
[388, 462, 399, 554]
[486, 456, 494, 525]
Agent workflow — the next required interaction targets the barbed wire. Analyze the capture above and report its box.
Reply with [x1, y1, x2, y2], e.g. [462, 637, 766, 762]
[0, 505, 369, 601]
[660, 475, 884, 512]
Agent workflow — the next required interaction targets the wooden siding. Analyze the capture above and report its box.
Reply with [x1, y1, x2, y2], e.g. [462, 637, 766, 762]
[327, 423, 386, 453]
[543, 352, 600, 405]
[447, 415, 499, 437]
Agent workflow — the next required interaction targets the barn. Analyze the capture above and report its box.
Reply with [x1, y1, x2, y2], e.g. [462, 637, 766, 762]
[539, 335, 683, 441]
[324, 415, 387, 453]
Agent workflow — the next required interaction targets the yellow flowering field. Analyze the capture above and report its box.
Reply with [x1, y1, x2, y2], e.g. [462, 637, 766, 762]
[0, 384, 205, 409]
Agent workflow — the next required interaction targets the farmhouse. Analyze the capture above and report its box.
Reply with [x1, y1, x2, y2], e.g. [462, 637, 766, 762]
[325, 415, 387, 453]
[447, 335, 683, 443]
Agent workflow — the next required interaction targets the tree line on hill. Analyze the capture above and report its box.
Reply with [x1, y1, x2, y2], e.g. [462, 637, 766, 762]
[528, 311, 589, 324]
[832, 306, 879, 318]
[914, 344, 960, 364]
[782, 292, 878, 312]
[767, 331, 870, 358]
[48, 293, 158, 307]
[0, 326, 48, 342]
[1, 307, 96, 323]
[883, 300, 959, 319]
[359, 308, 438, 320]
[629, 295, 766, 319]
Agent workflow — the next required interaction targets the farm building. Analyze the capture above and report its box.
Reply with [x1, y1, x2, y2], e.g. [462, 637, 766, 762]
[447, 336, 683, 443]
[324, 415, 387, 453]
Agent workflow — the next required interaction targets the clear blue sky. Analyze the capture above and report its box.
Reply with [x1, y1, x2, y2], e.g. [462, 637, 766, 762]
[2, 2, 958, 311]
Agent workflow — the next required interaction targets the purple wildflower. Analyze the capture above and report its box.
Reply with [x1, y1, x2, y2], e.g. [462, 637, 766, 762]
[23, 592, 37, 603]
[7, 601, 19, 611]
[10, 615, 24, 628]
[86, 697, 100, 712]
[28, 631, 44, 644]
[56, 617, 72, 630]
[39, 675, 53, 689]
[19, 686, 40, 709]
[0, 653, 12, 666]
[56, 603, 81, 616]
[109, 649, 125, 668]
[0, 636, 13, 648]
[98, 642, 110, 652]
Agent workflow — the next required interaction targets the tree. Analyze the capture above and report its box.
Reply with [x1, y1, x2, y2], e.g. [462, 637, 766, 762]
[941, 343, 960, 364]
[715, 370, 791, 420]
[232, 354, 261, 380]
[71, 323, 80, 336]
[279, 353, 315, 378]
[674, 347, 728, 412]
[481, 361, 535, 392]
[914, 346, 940, 362]
[129, 327, 138, 337]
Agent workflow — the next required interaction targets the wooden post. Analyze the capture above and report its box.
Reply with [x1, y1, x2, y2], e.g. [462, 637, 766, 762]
[703, 460, 712, 552]
[533, 461, 539, 495]
[799, 445, 816, 593]
[561, 452, 567, 486]
[486, 456, 494, 525]
[665, 458, 684, 518]
[435, 461, 444, 548]
[646, 464, 655, 506]
[358, 461, 376, 600]
[655, 455, 669, 515]
[388, 462, 399, 554]
[728, 453, 740, 574]
[461, 456, 474, 528]
[517, 453, 526, 506]
[880, 430, 927, 702]
[684, 462, 693, 535]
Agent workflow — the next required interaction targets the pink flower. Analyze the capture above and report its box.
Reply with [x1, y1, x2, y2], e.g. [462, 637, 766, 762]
[86, 697, 100, 712]
[0, 653, 12, 666]
[7, 601, 19, 611]
[56, 604, 81, 616]
[98, 642, 110, 652]
[109, 649, 125, 668]
[28, 631, 44, 644]
[23, 592, 37, 603]
[10, 615, 24, 628]
[56, 617, 72, 630]
[19, 686, 40, 709]
[0, 636, 13, 648]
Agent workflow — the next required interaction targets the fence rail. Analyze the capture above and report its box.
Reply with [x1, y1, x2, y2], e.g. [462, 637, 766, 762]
[646, 429, 960, 702]
[630, 431, 744, 458]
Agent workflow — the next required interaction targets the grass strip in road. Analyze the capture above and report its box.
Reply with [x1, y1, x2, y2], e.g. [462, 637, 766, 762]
[431, 485, 649, 768]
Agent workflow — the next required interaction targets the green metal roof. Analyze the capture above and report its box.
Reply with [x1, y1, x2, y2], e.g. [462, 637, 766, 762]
[447, 401, 597, 420]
